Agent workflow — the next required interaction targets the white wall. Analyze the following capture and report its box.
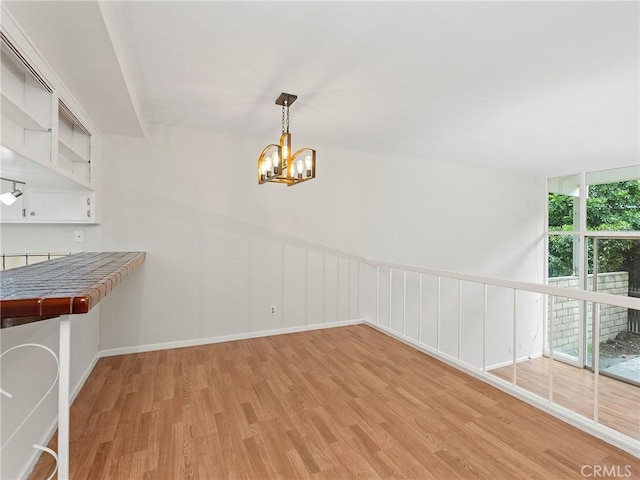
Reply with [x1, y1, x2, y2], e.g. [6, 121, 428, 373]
[99, 124, 546, 354]
[366, 154, 547, 281]
[99, 124, 369, 352]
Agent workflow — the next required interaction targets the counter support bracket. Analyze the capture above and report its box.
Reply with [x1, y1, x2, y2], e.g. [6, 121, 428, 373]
[58, 315, 71, 480]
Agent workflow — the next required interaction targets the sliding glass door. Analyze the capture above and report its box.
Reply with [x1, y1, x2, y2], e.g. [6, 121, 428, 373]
[585, 235, 640, 386]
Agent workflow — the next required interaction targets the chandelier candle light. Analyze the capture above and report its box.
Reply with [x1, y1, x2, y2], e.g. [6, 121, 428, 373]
[258, 93, 316, 186]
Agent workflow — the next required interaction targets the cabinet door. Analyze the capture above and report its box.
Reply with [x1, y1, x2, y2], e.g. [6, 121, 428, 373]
[26, 191, 91, 222]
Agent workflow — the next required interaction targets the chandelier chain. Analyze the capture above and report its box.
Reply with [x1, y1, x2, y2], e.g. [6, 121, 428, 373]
[280, 96, 291, 133]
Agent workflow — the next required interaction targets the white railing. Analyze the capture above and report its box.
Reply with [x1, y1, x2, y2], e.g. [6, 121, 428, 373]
[358, 258, 640, 458]
[1, 253, 70, 271]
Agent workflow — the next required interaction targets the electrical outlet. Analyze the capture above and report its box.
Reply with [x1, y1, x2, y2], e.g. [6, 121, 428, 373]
[519, 341, 524, 350]
[508, 345, 513, 353]
[270, 305, 277, 315]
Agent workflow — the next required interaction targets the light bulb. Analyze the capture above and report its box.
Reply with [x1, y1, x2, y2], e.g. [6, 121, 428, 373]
[273, 151, 280, 174]
[296, 159, 304, 179]
[283, 145, 289, 161]
[305, 155, 312, 177]
[260, 161, 268, 181]
[265, 157, 273, 177]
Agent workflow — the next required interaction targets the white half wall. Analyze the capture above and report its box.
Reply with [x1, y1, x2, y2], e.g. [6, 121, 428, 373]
[0, 223, 103, 480]
[0, 311, 100, 480]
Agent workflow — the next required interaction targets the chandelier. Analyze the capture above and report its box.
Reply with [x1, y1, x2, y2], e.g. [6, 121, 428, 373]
[258, 93, 316, 186]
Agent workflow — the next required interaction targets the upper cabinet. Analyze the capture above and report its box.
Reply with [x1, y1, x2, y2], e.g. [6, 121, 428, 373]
[57, 102, 92, 185]
[1, 43, 52, 166]
[0, 16, 98, 224]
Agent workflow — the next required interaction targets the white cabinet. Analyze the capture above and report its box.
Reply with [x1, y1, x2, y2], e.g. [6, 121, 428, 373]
[0, 46, 52, 166]
[0, 27, 97, 224]
[26, 190, 94, 223]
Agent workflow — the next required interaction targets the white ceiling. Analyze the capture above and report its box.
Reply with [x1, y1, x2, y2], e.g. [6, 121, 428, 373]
[5, 1, 639, 177]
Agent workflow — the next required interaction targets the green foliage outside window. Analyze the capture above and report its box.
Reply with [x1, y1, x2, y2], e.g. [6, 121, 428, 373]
[548, 180, 640, 278]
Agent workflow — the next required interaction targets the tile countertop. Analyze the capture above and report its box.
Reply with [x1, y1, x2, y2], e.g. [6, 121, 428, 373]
[0, 252, 146, 328]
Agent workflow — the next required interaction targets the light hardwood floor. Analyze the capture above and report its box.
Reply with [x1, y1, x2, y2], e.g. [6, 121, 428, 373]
[30, 325, 640, 479]
[490, 356, 640, 440]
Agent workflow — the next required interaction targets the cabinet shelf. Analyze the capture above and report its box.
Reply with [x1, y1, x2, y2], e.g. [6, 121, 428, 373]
[1, 138, 50, 166]
[1, 142, 92, 191]
[1, 92, 50, 131]
[58, 138, 89, 163]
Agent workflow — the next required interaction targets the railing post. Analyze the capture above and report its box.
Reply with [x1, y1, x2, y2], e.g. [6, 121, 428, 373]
[549, 295, 555, 403]
[593, 302, 600, 424]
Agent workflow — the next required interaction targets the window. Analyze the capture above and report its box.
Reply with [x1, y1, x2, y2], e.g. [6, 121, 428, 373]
[546, 166, 640, 384]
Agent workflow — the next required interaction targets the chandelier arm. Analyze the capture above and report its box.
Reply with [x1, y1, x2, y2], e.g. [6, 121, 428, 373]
[257, 143, 281, 160]
[289, 148, 315, 162]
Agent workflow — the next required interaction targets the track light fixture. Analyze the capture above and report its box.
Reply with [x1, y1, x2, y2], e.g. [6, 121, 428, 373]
[0, 177, 25, 206]
[258, 93, 316, 186]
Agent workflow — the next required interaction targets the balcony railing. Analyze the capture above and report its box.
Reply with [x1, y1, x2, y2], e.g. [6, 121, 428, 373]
[1, 253, 70, 271]
[358, 258, 640, 458]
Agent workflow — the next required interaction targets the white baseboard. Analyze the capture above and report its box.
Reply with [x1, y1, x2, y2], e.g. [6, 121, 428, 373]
[71, 353, 100, 402]
[485, 352, 544, 371]
[363, 320, 640, 459]
[99, 319, 365, 358]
